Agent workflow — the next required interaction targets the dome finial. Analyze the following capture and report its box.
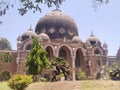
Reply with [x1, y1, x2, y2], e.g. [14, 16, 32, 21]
[30, 24, 32, 29]
[119, 46, 120, 49]
[55, 1, 60, 10]
[28, 24, 33, 31]
[91, 30, 94, 36]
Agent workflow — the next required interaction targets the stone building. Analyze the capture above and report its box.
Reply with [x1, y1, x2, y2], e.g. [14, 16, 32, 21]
[0, 9, 109, 80]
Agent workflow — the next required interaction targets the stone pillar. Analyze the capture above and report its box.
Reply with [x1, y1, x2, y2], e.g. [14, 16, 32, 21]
[71, 55, 75, 81]
[54, 46, 58, 57]
[16, 50, 20, 74]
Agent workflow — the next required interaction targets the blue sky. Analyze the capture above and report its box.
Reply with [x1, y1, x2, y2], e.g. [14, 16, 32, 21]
[0, 0, 120, 56]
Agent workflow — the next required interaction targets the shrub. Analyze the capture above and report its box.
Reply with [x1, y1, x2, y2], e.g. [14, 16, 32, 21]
[57, 73, 64, 81]
[8, 74, 33, 90]
[77, 68, 86, 80]
[0, 71, 11, 81]
[38, 77, 47, 82]
[109, 68, 120, 80]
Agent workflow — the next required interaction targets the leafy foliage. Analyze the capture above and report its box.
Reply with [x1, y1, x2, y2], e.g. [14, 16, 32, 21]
[8, 74, 33, 90]
[0, 71, 11, 81]
[76, 68, 86, 80]
[18, 0, 65, 15]
[92, 0, 109, 10]
[109, 61, 120, 80]
[0, 0, 109, 16]
[25, 37, 50, 76]
[0, 0, 65, 16]
[0, 52, 14, 63]
[0, 38, 11, 50]
[51, 57, 71, 81]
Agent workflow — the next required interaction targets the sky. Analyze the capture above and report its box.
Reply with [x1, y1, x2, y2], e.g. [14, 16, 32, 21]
[0, 0, 120, 56]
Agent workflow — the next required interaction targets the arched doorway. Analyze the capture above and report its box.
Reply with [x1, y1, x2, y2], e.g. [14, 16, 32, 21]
[59, 46, 71, 66]
[0, 71, 11, 81]
[75, 49, 85, 80]
[94, 49, 101, 69]
[26, 44, 32, 50]
[45, 46, 53, 60]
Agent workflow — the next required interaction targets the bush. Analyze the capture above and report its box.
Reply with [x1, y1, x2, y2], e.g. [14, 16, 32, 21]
[0, 71, 11, 81]
[110, 68, 120, 80]
[38, 77, 47, 82]
[77, 69, 86, 80]
[8, 74, 33, 90]
[57, 73, 64, 81]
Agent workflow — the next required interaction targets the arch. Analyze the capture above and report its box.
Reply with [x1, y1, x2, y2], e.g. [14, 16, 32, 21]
[75, 48, 85, 68]
[0, 71, 11, 81]
[58, 44, 72, 66]
[44, 44, 55, 56]
[74, 47, 85, 80]
[26, 44, 32, 50]
[57, 44, 72, 56]
[59, 48, 67, 59]
[92, 46, 104, 70]
[23, 40, 33, 51]
[92, 46, 103, 55]
[74, 46, 86, 58]
[45, 46, 54, 59]
[94, 49, 100, 54]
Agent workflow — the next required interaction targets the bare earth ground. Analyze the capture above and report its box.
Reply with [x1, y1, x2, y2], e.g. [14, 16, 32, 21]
[26, 80, 120, 90]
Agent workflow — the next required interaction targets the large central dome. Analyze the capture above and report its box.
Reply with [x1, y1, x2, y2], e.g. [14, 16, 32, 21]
[35, 9, 78, 40]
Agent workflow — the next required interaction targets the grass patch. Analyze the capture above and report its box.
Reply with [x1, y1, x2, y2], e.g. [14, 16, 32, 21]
[0, 80, 120, 90]
[81, 80, 120, 90]
[0, 82, 13, 90]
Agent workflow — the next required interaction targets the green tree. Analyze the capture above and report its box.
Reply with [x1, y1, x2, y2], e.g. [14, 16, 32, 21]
[105, 61, 120, 80]
[51, 57, 71, 81]
[0, 0, 109, 16]
[25, 37, 50, 77]
[0, 38, 12, 50]
[0, 52, 14, 63]
[76, 68, 86, 80]
[8, 74, 33, 90]
[0, 0, 65, 16]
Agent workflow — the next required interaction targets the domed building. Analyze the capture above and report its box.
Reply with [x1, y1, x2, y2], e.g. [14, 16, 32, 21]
[0, 9, 108, 80]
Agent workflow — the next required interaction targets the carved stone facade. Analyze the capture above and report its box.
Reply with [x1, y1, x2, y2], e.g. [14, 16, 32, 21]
[0, 9, 109, 80]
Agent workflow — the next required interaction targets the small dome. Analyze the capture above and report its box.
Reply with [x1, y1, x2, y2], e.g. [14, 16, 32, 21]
[72, 36, 83, 43]
[86, 32, 100, 45]
[22, 28, 38, 41]
[17, 35, 22, 42]
[0, 37, 2, 41]
[35, 9, 78, 40]
[103, 42, 108, 48]
[39, 33, 50, 41]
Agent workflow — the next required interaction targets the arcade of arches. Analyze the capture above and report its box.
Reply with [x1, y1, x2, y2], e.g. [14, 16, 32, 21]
[0, 9, 109, 80]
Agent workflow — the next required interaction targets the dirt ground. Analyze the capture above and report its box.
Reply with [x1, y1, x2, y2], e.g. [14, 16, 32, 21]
[27, 80, 120, 90]
[42, 81, 81, 90]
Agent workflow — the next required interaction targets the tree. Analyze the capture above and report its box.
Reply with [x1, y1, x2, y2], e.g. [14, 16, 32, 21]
[0, 0, 65, 16]
[109, 61, 120, 80]
[25, 37, 50, 80]
[0, 38, 12, 50]
[51, 57, 71, 81]
[0, 52, 14, 63]
[8, 74, 33, 90]
[0, 0, 109, 16]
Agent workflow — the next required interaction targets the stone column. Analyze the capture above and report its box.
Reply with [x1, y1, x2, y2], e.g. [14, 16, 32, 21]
[71, 55, 75, 81]
[54, 46, 58, 57]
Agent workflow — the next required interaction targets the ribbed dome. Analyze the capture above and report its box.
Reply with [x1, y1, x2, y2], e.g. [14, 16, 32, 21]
[22, 29, 38, 41]
[39, 33, 50, 41]
[35, 9, 78, 40]
[103, 42, 108, 48]
[86, 33, 101, 45]
[72, 36, 83, 43]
